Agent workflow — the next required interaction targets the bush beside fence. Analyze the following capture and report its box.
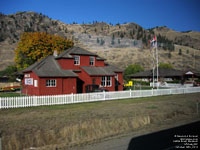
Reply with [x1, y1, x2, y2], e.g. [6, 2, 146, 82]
[0, 87, 200, 109]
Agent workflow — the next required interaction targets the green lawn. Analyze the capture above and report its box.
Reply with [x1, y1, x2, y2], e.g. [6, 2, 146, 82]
[0, 92, 23, 97]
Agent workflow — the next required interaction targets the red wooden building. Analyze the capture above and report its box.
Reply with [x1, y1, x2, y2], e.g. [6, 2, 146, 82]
[22, 47, 123, 95]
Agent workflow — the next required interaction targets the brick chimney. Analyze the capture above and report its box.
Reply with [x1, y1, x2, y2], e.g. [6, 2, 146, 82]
[53, 50, 58, 57]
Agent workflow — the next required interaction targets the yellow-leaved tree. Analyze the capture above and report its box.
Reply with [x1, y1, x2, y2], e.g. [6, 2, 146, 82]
[15, 32, 74, 70]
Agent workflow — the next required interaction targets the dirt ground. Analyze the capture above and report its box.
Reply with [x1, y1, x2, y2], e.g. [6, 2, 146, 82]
[0, 93, 200, 150]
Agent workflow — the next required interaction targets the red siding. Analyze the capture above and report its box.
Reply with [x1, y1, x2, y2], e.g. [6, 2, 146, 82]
[96, 60, 105, 67]
[23, 52, 123, 95]
[116, 72, 123, 91]
[91, 76, 115, 91]
[63, 78, 77, 94]
[76, 69, 92, 93]
[39, 78, 76, 95]
[39, 78, 63, 95]
[22, 72, 77, 95]
[57, 59, 74, 69]
[22, 72, 40, 95]
[58, 55, 105, 70]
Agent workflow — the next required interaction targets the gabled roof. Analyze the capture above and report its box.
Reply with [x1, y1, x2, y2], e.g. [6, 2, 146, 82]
[23, 56, 78, 77]
[56, 47, 97, 59]
[107, 65, 123, 72]
[130, 68, 184, 78]
[158, 68, 183, 77]
[81, 66, 116, 76]
[96, 56, 106, 61]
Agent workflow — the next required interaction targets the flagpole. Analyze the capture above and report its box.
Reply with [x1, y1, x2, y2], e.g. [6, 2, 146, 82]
[156, 37, 159, 89]
[152, 49, 155, 88]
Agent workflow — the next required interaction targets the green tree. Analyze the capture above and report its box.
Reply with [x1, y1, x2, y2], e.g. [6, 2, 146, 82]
[123, 64, 144, 81]
[0, 65, 18, 81]
[120, 32, 124, 38]
[97, 37, 99, 43]
[111, 39, 115, 45]
[159, 63, 173, 69]
[168, 52, 172, 58]
[0, 65, 17, 76]
[100, 39, 105, 45]
[178, 49, 182, 55]
[15, 32, 74, 70]
[118, 39, 120, 44]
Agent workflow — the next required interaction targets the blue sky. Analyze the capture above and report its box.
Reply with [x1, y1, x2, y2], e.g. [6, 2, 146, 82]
[0, 0, 200, 32]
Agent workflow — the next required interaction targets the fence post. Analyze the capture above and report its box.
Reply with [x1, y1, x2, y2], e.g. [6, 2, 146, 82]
[130, 89, 132, 97]
[103, 91, 106, 100]
[71, 93, 74, 103]
[34, 96, 37, 106]
[152, 88, 154, 96]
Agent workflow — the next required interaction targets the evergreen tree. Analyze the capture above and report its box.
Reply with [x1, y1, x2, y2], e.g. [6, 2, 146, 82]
[97, 38, 99, 43]
[118, 39, 120, 44]
[120, 32, 124, 38]
[168, 52, 172, 58]
[178, 49, 182, 55]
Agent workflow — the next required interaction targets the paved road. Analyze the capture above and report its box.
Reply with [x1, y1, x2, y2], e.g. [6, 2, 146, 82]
[71, 120, 199, 150]
[127, 121, 199, 150]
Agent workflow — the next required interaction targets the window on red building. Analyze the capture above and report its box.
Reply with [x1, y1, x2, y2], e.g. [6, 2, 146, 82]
[74, 56, 80, 65]
[46, 80, 56, 87]
[106, 76, 112, 87]
[101, 76, 112, 87]
[90, 56, 95, 66]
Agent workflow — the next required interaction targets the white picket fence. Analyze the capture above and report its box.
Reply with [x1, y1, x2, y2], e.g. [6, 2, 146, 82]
[0, 87, 200, 109]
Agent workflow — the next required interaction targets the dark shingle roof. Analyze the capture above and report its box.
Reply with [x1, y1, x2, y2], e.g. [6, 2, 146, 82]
[81, 66, 116, 76]
[158, 68, 183, 77]
[56, 47, 97, 59]
[23, 56, 78, 77]
[106, 65, 123, 72]
[130, 68, 184, 78]
[96, 56, 106, 61]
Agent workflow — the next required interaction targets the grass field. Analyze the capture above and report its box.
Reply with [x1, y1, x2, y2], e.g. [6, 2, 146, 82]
[0, 92, 22, 97]
[0, 93, 200, 150]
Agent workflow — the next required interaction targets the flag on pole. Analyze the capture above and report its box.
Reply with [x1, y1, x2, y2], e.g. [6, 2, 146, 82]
[150, 36, 157, 50]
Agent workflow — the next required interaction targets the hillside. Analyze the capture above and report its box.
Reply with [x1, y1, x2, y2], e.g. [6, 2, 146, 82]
[0, 11, 200, 72]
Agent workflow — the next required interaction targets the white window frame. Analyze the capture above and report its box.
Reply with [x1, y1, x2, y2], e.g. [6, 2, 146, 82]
[101, 76, 112, 87]
[46, 79, 56, 87]
[74, 56, 80, 65]
[25, 74, 30, 78]
[101, 76, 106, 87]
[89, 56, 95, 66]
[34, 80, 38, 87]
[106, 76, 112, 87]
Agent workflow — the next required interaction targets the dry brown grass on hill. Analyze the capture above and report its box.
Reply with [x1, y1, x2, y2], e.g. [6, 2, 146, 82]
[92, 44, 200, 71]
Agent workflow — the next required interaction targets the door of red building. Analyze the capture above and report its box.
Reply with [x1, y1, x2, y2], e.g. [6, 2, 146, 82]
[77, 78, 84, 93]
